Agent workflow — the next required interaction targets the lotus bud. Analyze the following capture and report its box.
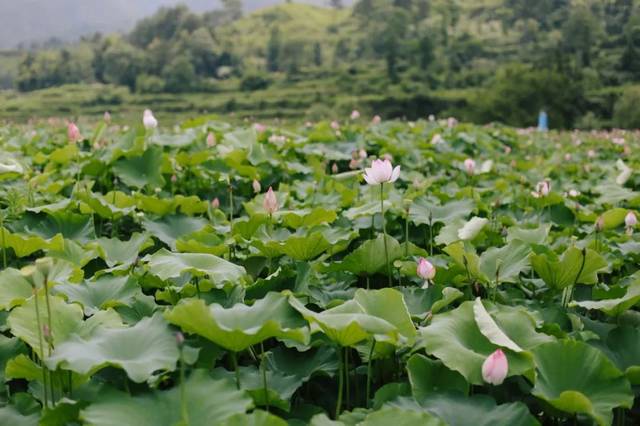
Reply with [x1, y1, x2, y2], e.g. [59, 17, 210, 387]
[372, 115, 381, 124]
[359, 149, 367, 159]
[463, 158, 476, 175]
[330, 120, 340, 130]
[43, 324, 52, 343]
[587, 149, 596, 158]
[263, 187, 278, 214]
[171, 175, 177, 183]
[416, 257, 436, 281]
[207, 132, 216, 147]
[154, 187, 161, 194]
[595, 215, 604, 232]
[482, 349, 508, 385]
[252, 179, 261, 194]
[350, 110, 360, 120]
[331, 163, 338, 174]
[568, 189, 580, 198]
[67, 122, 81, 142]
[428, 114, 435, 122]
[504, 146, 512, 154]
[211, 198, 220, 209]
[625, 211, 637, 235]
[103, 111, 111, 124]
[349, 159, 359, 170]
[175, 331, 185, 346]
[431, 134, 444, 144]
[253, 123, 266, 132]
[20, 265, 38, 288]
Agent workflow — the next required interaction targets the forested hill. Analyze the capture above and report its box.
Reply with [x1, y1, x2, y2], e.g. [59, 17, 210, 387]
[3, 0, 640, 128]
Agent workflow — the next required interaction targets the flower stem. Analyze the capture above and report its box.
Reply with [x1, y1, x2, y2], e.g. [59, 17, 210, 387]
[0, 213, 6, 270]
[231, 351, 241, 389]
[366, 340, 376, 408]
[179, 346, 189, 425]
[33, 290, 48, 408]
[260, 342, 270, 413]
[380, 183, 391, 286]
[335, 346, 343, 419]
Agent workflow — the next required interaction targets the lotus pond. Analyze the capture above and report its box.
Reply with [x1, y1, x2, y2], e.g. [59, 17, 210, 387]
[1, 116, 640, 425]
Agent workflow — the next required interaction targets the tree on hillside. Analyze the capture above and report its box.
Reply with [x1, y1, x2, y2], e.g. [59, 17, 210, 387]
[101, 38, 144, 91]
[313, 42, 323, 67]
[267, 27, 281, 72]
[330, 0, 344, 10]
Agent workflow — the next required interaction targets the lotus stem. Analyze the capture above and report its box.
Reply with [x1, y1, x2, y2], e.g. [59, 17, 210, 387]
[33, 289, 48, 408]
[0, 213, 6, 270]
[404, 207, 410, 256]
[428, 211, 433, 256]
[366, 340, 376, 408]
[44, 277, 53, 356]
[179, 346, 189, 425]
[231, 351, 241, 389]
[345, 347, 350, 410]
[380, 183, 391, 286]
[335, 345, 343, 419]
[260, 342, 269, 412]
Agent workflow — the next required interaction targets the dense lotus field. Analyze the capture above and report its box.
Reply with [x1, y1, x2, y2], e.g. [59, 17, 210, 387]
[1, 113, 640, 426]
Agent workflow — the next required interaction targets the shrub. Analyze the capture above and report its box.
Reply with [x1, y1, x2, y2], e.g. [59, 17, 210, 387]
[240, 74, 271, 91]
[613, 86, 640, 129]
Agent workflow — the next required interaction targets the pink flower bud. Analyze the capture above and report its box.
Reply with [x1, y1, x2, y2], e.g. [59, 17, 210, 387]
[211, 198, 220, 209]
[252, 179, 261, 194]
[253, 123, 266, 133]
[350, 110, 360, 120]
[416, 257, 436, 281]
[175, 331, 185, 346]
[263, 187, 278, 214]
[207, 132, 216, 147]
[372, 115, 381, 124]
[171, 175, 177, 183]
[625, 211, 637, 228]
[482, 349, 508, 385]
[464, 158, 476, 175]
[504, 146, 512, 154]
[67, 122, 81, 142]
[143, 109, 158, 129]
[331, 163, 338, 174]
[595, 215, 604, 232]
[103, 111, 111, 123]
[587, 149, 596, 158]
[359, 149, 367, 159]
[330, 120, 340, 130]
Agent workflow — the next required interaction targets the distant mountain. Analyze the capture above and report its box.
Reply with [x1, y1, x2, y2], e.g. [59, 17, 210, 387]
[0, 0, 338, 49]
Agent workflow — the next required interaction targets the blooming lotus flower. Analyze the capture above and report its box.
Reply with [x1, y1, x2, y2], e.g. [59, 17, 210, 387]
[350, 110, 360, 120]
[463, 158, 476, 175]
[207, 132, 216, 147]
[568, 189, 580, 198]
[372, 115, 381, 124]
[252, 179, 261, 193]
[67, 122, 81, 142]
[253, 123, 266, 132]
[417, 257, 436, 281]
[587, 149, 596, 158]
[211, 198, 220, 209]
[626, 211, 637, 235]
[363, 159, 400, 185]
[330, 120, 340, 130]
[103, 111, 111, 123]
[143, 109, 158, 129]
[532, 180, 550, 198]
[431, 134, 444, 144]
[263, 187, 278, 214]
[482, 349, 508, 385]
[428, 114, 435, 122]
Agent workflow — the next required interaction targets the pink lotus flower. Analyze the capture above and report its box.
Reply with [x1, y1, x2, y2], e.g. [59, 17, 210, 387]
[568, 189, 580, 198]
[532, 180, 550, 198]
[143, 109, 158, 129]
[463, 158, 476, 175]
[564, 153, 572, 161]
[431, 134, 444, 144]
[171, 175, 177, 183]
[358, 149, 367, 159]
[587, 149, 596, 158]
[504, 146, 512, 154]
[350, 110, 360, 120]
[482, 349, 508, 385]
[363, 159, 400, 185]
[330, 120, 340, 130]
[263, 187, 278, 214]
[416, 257, 436, 281]
[349, 159, 360, 170]
[372, 115, 381, 124]
[331, 163, 338, 174]
[103, 111, 111, 124]
[253, 123, 266, 133]
[252, 179, 261, 193]
[67, 122, 81, 142]
[595, 215, 605, 232]
[207, 132, 216, 147]
[211, 198, 220, 209]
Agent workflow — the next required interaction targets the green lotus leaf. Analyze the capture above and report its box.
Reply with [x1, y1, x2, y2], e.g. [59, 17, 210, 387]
[360, 406, 446, 426]
[143, 248, 247, 284]
[143, 215, 208, 250]
[506, 224, 550, 245]
[112, 146, 165, 189]
[478, 240, 531, 284]
[279, 208, 337, 228]
[444, 241, 483, 282]
[409, 198, 474, 225]
[46, 313, 179, 382]
[599, 207, 629, 230]
[0, 335, 26, 383]
[0, 227, 64, 257]
[407, 354, 469, 399]
[212, 365, 300, 411]
[269, 346, 338, 382]
[0, 406, 38, 426]
[0, 268, 34, 310]
[77, 190, 136, 219]
[531, 340, 633, 426]
[419, 301, 537, 384]
[165, 292, 309, 352]
[220, 411, 288, 426]
[330, 234, 403, 276]
[80, 369, 252, 426]
[90, 233, 153, 267]
[571, 278, 640, 316]
[589, 326, 640, 384]
[11, 211, 95, 244]
[531, 246, 608, 289]
[175, 225, 227, 256]
[47, 238, 99, 267]
[289, 289, 411, 347]
[392, 393, 540, 426]
[55, 275, 142, 315]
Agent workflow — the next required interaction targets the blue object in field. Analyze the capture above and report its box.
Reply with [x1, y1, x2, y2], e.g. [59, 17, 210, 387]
[538, 110, 548, 131]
